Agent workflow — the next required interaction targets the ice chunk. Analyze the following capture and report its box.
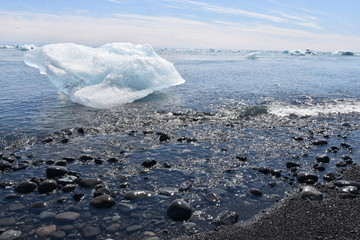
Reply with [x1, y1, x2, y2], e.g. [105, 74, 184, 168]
[332, 50, 354, 56]
[246, 52, 258, 60]
[289, 50, 305, 56]
[24, 42, 185, 108]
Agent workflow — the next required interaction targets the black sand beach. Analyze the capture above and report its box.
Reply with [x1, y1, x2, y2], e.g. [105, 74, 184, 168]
[183, 166, 360, 240]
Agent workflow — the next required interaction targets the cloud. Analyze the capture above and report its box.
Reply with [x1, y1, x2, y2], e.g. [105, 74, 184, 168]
[165, 0, 286, 23]
[1, 10, 359, 51]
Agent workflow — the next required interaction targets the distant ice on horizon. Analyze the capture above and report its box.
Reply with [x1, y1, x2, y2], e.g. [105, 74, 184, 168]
[23, 42, 185, 108]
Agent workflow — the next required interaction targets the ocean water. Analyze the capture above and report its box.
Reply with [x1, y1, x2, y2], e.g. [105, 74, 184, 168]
[1, 47, 360, 239]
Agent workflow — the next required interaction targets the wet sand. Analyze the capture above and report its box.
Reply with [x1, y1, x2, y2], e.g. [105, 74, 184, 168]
[183, 166, 360, 240]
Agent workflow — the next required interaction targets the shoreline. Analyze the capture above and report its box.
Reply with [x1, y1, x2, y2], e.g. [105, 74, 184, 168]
[181, 166, 360, 240]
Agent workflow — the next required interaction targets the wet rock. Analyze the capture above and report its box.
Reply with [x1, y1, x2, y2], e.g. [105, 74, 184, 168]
[0, 160, 12, 171]
[159, 187, 178, 196]
[62, 184, 77, 193]
[55, 212, 80, 223]
[316, 155, 330, 163]
[179, 181, 192, 191]
[60, 138, 69, 144]
[286, 162, 300, 168]
[336, 161, 347, 167]
[43, 138, 54, 144]
[257, 167, 269, 174]
[206, 192, 221, 202]
[79, 178, 102, 187]
[82, 226, 101, 239]
[50, 231, 66, 240]
[292, 136, 304, 141]
[341, 142, 352, 149]
[126, 225, 143, 233]
[214, 210, 238, 226]
[118, 203, 136, 211]
[0, 217, 16, 227]
[46, 166, 68, 178]
[301, 186, 323, 200]
[142, 160, 157, 168]
[248, 188, 263, 196]
[312, 140, 328, 146]
[107, 157, 118, 163]
[46, 160, 55, 165]
[15, 181, 37, 193]
[340, 186, 359, 195]
[63, 157, 76, 163]
[323, 172, 340, 181]
[90, 194, 115, 208]
[8, 203, 26, 212]
[38, 180, 58, 194]
[269, 169, 281, 178]
[0, 229, 22, 240]
[119, 182, 131, 188]
[94, 159, 103, 164]
[334, 180, 360, 188]
[341, 155, 353, 164]
[177, 137, 197, 143]
[72, 193, 85, 201]
[55, 160, 67, 166]
[236, 155, 247, 162]
[313, 164, 326, 172]
[124, 191, 153, 200]
[297, 172, 318, 184]
[39, 211, 56, 221]
[167, 199, 192, 221]
[159, 133, 170, 142]
[36, 225, 57, 237]
[93, 187, 110, 197]
[79, 155, 93, 161]
[163, 162, 173, 168]
[106, 223, 121, 233]
[31, 201, 49, 211]
[58, 176, 78, 185]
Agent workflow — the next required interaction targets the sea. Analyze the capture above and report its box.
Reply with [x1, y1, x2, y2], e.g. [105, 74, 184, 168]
[0, 46, 360, 239]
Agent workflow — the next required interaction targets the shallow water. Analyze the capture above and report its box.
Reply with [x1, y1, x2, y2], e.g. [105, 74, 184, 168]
[1, 48, 360, 239]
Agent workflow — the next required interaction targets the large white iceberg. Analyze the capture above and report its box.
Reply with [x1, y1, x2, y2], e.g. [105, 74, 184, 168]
[24, 42, 185, 108]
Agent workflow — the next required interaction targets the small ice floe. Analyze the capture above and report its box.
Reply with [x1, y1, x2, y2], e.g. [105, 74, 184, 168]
[246, 52, 258, 60]
[289, 50, 306, 56]
[332, 50, 354, 56]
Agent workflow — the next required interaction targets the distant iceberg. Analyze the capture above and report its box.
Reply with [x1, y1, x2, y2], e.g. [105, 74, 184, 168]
[24, 42, 185, 108]
[289, 50, 306, 56]
[0, 44, 36, 51]
[246, 52, 258, 60]
[332, 50, 354, 56]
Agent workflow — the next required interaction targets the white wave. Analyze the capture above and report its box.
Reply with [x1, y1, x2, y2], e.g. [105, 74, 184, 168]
[268, 101, 360, 117]
[24, 42, 185, 108]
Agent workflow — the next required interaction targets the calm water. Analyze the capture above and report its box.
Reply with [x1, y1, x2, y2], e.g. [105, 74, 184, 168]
[1, 48, 360, 239]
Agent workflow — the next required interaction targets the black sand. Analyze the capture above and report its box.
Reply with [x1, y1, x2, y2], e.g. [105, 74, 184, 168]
[183, 166, 360, 240]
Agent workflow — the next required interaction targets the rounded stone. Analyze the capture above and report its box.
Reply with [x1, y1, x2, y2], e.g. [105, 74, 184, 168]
[297, 172, 318, 184]
[0, 217, 16, 227]
[90, 194, 115, 208]
[214, 210, 239, 226]
[106, 223, 121, 233]
[0, 160, 12, 171]
[79, 178, 102, 187]
[15, 181, 37, 193]
[50, 231, 66, 240]
[46, 166, 68, 178]
[300, 186, 323, 200]
[0, 229, 22, 240]
[124, 190, 153, 200]
[36, 225, 56, 237]
[55, 212, 80, 223]
[167, 199, 192, 221]
[142, 160, 157, 168]
[340, 186, 359, 195]
[82, 226, 101, 239]
[206, 192, 221, 202]
[248, 188, 263, 196]
[39, 211, 56, 221]
[316, 155, 330, 163]
[31, 201, 49, 211]
[38, 180, 58, 194]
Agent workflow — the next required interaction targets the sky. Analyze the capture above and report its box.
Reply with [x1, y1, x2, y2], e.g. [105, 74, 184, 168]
[1, 0, 359, 51]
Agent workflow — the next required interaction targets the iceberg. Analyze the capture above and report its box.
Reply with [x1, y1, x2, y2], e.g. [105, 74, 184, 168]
[289, 50, 306, 56]
[246, 52, 258, 60]
[332, 50, 354, 56]
[24, 42, 185, 108]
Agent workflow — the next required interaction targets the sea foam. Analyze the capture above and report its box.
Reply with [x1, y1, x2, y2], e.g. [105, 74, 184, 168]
[24, 42, 185, 108]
